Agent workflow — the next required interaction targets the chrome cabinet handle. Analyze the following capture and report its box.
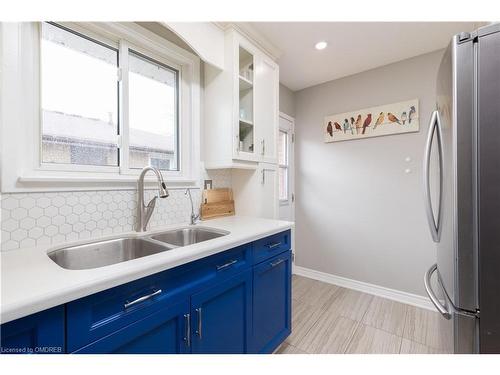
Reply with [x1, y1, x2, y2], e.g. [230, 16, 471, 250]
[184, 313, 191, 347]
[423, 110, 444, 243]
[261, 168, 274, 184]
[216, 259, 238, 271]
[266, 242, 282, 249]
[261, 139, 265, 155]
[424, 264, 451, 319]
[195, 308, 202, 339]
[270, 258, 285, 268]
[123, 289, 162, 309]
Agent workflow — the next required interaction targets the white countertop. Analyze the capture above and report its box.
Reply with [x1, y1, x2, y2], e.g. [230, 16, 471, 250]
[0, 216, 293, 324]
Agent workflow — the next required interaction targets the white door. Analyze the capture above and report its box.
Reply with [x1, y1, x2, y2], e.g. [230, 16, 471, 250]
[278, 113, 295, 221]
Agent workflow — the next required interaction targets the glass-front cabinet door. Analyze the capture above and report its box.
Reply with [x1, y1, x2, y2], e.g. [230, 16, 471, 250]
[236, 45, 255, 157]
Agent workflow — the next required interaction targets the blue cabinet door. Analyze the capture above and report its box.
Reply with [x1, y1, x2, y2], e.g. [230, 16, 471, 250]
[0, 306, 65, 354]
[190, 269, 252, 354]
[251, 251, 291, 353]
[74, 299, 190, 354]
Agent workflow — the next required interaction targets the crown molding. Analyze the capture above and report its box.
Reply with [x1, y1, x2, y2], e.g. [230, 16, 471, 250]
[212, 22, 282, 61]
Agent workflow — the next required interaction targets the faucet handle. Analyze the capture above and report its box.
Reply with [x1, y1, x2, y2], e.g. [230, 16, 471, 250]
[147, 196, 157, 208]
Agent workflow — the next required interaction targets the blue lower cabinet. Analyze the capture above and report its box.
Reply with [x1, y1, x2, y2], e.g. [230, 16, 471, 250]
[66, 243, 252, 352]
[0, 306, 65, 354]
[1, 231, 292, 354]
[190, 269, 252, 354]
[253, 230, 291, 264]
[73, 299, 190, 354]
[251, 251, 292, 353]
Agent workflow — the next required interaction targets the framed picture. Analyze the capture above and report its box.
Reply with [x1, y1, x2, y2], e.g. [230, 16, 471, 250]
[324, 99, 419, 143]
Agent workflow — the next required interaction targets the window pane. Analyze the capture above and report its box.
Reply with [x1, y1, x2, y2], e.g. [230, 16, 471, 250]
[278, 130, 287, 165]
[128, 51, 179, 171]
[279, 167, 288, 201]
[41, 23, 119, 166]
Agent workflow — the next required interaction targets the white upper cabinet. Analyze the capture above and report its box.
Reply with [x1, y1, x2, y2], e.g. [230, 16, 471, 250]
[204, 28, 279, 169]
[254, 54, 279, 163]
[234, 35, 257, 161]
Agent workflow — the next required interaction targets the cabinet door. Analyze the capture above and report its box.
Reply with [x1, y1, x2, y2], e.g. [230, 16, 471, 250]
[231, 163, 278, 219]
[255, 54, 279, 163]
[74, 300, 190, 354]
[251, 251, 292, 353]
[0, 306, 65, 354]
[191, 269, 252, 354]
[233, 35, 258, 162]
[260, 163, 278, 219]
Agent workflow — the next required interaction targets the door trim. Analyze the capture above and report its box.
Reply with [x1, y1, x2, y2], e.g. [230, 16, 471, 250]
[278, 112, 295, 270]
[278, 111, 295, 217]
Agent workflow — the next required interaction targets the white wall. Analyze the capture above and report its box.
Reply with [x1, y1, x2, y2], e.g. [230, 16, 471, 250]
[279, 83, 295, 117]
[294, 50, 443, 296]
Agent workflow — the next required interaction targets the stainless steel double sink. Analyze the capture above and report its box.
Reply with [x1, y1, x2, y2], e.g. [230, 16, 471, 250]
[48, 227, 229, 270]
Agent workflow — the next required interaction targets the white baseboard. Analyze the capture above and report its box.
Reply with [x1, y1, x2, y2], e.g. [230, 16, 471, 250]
[293, 265, 435, 312]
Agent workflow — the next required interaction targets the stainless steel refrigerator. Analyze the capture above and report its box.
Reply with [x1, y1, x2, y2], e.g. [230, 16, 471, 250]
[423, 23, 500, 354]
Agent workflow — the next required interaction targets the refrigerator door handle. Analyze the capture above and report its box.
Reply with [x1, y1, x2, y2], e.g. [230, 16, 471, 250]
[423, 110, 444, 242]
[424, 263, 452, 319]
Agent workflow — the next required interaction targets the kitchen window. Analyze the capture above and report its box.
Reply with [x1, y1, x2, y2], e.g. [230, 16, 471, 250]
[278, 130, 289, 201]
[41, 22, 180, 172]
[41, 23, 120, 168]
[0, 22, 200, 192]
[128, 50, 179, 171]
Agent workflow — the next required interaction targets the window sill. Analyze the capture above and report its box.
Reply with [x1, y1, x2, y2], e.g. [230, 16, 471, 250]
[10, 174, 199, 193]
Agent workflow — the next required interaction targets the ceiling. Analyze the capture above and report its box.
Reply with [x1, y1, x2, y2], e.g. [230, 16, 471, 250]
[248, 22, 482, 91]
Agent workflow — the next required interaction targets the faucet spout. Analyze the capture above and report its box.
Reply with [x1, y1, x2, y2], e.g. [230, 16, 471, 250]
[136, 167, 169, 232]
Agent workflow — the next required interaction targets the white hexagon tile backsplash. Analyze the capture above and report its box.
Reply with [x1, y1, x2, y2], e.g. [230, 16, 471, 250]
[1, 169, 231, 251]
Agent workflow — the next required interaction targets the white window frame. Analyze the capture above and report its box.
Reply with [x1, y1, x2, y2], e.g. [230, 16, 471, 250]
[0, 22, 201, 192]
[278, 112, 294, 208]
[278, 129, 290, 204]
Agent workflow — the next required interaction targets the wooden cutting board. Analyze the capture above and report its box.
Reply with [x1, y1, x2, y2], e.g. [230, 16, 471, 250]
[200, 188, 235, 220]
[202, 188, 233, 204]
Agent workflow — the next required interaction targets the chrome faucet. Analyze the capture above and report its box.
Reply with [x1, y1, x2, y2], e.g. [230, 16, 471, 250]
[136, 167, 169, 232]
[185, 188, 200, 225]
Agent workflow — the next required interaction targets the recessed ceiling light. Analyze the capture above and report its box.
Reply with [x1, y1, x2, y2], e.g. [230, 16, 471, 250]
[315, 41, 328, 50]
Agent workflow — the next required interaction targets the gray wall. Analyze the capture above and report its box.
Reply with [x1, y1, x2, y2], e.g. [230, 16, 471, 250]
[294, 50, 443, 296]
[279, 83, 295, 117]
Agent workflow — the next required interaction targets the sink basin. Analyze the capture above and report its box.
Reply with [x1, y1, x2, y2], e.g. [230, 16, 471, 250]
[149, 227, 229, 247]
[48, 237, 174, 270]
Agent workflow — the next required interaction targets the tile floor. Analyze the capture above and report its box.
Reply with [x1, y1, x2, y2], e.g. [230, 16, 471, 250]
[276, 275, 448, 354]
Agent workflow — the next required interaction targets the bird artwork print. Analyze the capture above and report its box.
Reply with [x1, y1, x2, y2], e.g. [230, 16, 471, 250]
[373, 112, 384, 130]
[387, 112, 401, 125]
[401, 111, 407, 125]
[408, 106, 416, 124]
[362, 113, 372, 134]
[324, 100, 418, 144]
[354, 114, 362, 134]
[326, 121, 333, 137]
